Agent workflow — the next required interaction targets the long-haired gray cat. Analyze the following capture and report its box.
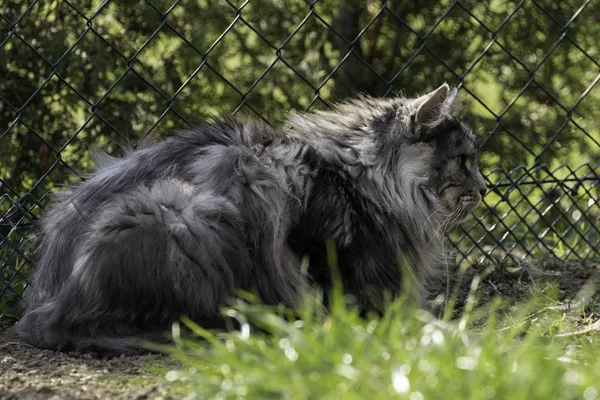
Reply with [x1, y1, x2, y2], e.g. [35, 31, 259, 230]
[16, 83, 486, 354]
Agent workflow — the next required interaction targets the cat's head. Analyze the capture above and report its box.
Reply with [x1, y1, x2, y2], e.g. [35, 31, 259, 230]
[285, 83, 486, 222]
[401, 84, 486, 219]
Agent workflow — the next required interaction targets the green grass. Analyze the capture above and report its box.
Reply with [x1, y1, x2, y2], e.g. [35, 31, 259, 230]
[157, 275, 600, 400]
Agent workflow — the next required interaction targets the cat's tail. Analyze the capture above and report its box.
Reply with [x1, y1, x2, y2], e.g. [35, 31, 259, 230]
[16, 178, 252, 354]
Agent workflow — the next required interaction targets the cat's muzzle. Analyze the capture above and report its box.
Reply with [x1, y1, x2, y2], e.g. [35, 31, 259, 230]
[459, 194, 481, 211]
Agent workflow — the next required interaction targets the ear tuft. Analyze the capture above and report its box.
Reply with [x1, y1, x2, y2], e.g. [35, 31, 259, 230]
[445, 87, 458, 106]
[414, 83, 450, 126]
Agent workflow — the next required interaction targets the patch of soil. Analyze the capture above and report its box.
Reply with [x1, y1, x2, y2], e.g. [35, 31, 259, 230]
[0, 323, 179, 400]
[426, 259, 600, 318]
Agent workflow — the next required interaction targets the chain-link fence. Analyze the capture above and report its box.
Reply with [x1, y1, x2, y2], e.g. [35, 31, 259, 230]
[1, 0, 599, 308]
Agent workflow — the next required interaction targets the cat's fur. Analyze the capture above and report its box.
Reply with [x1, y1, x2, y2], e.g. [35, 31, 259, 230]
[16, 84, 486, 354]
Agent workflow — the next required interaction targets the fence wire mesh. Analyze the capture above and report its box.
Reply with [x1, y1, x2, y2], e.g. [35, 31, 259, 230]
[1, 0, 599, 305]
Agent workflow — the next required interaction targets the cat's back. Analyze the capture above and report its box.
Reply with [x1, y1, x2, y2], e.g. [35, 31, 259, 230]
[59, 117, 276, 204]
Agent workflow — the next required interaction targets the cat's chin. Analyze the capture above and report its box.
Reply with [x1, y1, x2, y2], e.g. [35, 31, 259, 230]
[459, 194, 482, 212]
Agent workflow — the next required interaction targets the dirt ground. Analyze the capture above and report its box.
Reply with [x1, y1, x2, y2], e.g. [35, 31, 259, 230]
[425, 258, 600, 324]
[0, 324, 180, 400]
[1, 258, 599, 400]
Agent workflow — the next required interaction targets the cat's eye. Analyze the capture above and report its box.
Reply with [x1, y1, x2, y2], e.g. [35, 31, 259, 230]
[457, 155, 467, 165]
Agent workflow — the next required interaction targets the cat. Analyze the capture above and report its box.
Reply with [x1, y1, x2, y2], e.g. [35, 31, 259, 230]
[16, 83, 486, 354]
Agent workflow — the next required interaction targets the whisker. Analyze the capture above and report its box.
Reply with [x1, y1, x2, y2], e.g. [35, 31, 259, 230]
[423, 212, 453, 251]
[424, 202, 464, 252]
[421, 204, 447, 235]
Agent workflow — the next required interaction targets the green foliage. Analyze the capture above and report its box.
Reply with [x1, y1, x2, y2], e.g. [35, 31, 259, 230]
[2, 0, 599, 197]
[154, 246, 600, 399]
[160, 283, 600, 399]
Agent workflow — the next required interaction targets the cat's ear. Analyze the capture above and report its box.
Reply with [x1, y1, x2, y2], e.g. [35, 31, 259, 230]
[410, 83, 457, 134]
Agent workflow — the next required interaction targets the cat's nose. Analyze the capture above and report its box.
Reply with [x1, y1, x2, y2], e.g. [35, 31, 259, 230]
[479, 186, 487, 197]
